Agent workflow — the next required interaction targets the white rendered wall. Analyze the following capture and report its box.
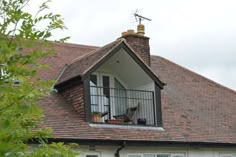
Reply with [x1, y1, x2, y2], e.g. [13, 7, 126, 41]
[77, 145, 236, 157]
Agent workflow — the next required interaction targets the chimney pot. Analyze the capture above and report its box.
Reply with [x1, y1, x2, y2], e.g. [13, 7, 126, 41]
[127, 29, 135, 34]
[121, 31, 128, 36]
[137, 24, 145, 36]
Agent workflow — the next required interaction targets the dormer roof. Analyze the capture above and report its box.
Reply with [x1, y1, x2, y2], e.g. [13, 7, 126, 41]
[55, 39, 164, 89]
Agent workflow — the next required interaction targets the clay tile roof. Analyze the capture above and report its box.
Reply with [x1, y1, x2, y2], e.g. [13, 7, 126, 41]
[37, 42, 99, 81]
[38, 41, 236, 144]
[56, 39, 123, 85]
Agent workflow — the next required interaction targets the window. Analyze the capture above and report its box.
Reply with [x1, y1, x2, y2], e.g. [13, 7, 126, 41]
[90, 74, 110, 117]
[143, 154, 170, 157]
[84, 152, 100, 157]
[128, 154, 185, 157]
[144, 154, 156, 157]
[171, 154, 185, 157]
[156, 154, 170, 157]
[89, 72, 156, 126]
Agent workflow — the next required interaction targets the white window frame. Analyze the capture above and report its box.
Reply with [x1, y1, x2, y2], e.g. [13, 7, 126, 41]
[90, 72, 112, 114]
[84, 152, 101, 157]
[171, 154, 185, 157]
[127, 153, 143, 157]
[143, 153, 156, 157]
[127, 153, 185, 157]
[156, 154, 170, 157]
[90, 72, 128, 119]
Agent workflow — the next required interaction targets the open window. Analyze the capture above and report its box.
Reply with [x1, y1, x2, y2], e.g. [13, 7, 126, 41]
[89, 70, 156, 126]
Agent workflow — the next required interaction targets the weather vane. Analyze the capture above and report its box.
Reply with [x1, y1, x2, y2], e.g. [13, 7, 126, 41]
[134, 9, 152, 24]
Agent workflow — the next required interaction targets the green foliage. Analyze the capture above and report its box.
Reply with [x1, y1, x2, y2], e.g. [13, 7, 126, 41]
[92, 112, 102, 116]
[0, 0, 79, 156]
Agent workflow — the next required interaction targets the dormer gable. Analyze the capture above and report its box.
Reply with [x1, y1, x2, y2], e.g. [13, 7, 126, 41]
[55, 39, 164, 89]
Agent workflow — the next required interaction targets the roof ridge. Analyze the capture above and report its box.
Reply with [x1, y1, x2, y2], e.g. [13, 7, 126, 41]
[70, 39, 123, 65]
[53, 41, 99, 49]
[151, 55, 236, 94]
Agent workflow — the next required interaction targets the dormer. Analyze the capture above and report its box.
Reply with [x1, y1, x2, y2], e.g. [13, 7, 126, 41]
[54, 28, 164, 127]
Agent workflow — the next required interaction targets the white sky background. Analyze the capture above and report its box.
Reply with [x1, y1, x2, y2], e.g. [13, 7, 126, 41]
[29, 0, 236, 91]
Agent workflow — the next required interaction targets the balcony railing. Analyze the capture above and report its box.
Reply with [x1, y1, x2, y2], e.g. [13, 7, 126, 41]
[90, 86, 156, 126]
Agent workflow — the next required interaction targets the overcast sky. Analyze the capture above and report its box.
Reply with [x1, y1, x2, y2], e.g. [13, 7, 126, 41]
[31, 0, 236, 91]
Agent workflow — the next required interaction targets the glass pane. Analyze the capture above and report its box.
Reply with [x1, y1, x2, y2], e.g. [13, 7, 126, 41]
[144, 154, 156, 157]
[156, 154, 170, 157]
[102, 76, 110, 97]
[90, 75, 98, 112]
[114, 78, 127, 115]
[101, 76, 110, 118]
[90, 75, 97, 86]
[171, 155, 184, 157]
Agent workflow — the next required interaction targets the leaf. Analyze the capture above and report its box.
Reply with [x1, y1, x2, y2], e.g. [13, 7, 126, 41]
[0, 0, 74, 156]
[59, 36, 70, 42]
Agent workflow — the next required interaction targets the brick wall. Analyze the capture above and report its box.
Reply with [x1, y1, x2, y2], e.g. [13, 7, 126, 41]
[61, 84, 86, 120]
[123, 34, 150, 66]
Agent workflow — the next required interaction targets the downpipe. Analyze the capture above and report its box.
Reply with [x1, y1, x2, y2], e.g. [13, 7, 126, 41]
[114, 141, 126, 157]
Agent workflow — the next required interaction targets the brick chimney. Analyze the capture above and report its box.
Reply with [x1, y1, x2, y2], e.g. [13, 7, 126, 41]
[121, 24, 150, 66]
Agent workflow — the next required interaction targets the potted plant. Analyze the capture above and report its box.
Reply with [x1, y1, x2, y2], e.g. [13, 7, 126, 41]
[91, 112, 102, 123]
[137, 118, 146, 125]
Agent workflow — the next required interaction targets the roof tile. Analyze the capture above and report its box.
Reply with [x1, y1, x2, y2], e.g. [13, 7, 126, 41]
[38, 42, 236, 144]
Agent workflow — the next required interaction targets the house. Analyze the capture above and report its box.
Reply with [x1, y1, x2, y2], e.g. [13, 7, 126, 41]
[38, 24, 236, 157]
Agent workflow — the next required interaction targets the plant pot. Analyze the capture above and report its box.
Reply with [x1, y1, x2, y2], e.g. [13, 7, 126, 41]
[92, 115, 102, 123]
[137, 118, 146, 125]
[105, 119, 124, 124]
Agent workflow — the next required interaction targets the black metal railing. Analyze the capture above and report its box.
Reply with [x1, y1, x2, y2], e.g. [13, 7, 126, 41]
[90, 86, 156, 126]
